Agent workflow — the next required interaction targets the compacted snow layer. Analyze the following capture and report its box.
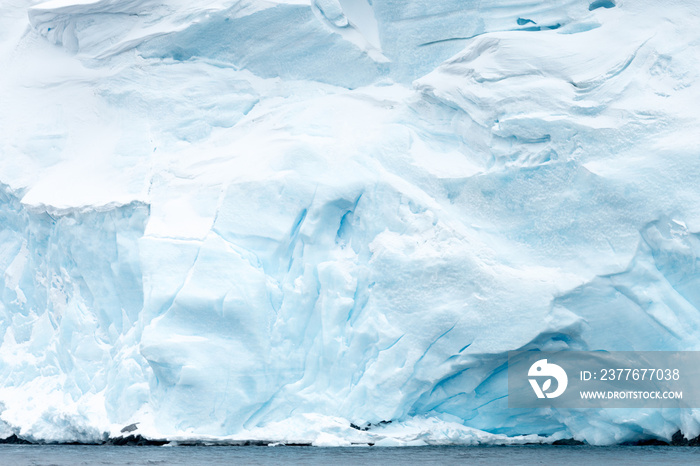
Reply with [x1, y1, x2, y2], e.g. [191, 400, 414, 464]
[1, 0, 700, 445]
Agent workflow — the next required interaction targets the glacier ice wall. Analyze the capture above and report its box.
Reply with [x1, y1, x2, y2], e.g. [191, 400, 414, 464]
[1, 0, 700, 445]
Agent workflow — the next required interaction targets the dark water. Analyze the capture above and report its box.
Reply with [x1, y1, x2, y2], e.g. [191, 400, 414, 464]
[1, 445, 700, 466]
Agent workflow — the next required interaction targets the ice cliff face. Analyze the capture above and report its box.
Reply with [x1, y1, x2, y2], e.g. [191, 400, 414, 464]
[1, 0, 700, 446]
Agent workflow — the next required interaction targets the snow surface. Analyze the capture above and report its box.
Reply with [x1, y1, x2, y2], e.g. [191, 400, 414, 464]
[1, 0, 700, 446]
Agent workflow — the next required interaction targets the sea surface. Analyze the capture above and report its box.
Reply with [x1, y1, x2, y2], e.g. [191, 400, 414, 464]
[1, 445, 699, 465]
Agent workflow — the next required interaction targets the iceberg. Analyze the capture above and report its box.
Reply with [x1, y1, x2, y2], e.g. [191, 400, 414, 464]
[0, 0, 699, 445]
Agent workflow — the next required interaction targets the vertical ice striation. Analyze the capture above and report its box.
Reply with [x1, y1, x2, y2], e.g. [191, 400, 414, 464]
[0, 0, 700, 445]
[0, 183, 149, 442]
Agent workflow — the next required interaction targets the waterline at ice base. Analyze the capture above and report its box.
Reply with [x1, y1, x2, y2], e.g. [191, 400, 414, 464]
[1, 0, 700, 447]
